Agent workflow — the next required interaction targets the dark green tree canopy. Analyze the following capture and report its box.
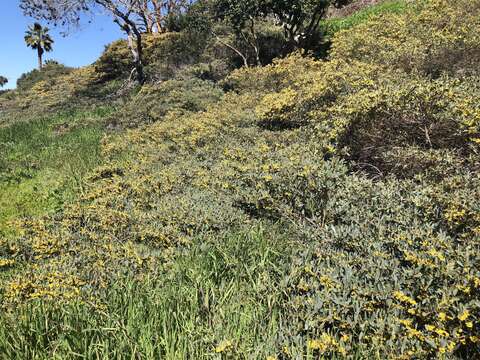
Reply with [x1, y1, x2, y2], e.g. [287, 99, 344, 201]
[0, 76, 8, 88]
[213, 0, 351, 51]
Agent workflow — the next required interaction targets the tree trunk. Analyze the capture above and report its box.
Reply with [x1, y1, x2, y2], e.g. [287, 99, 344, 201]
[38, 47, 43, 70]
[151, 0, 164, 33]
[213, 33, 249, 68]
[140, 1, 154, 33]
[99, 1, 146, 83]
[127, 30, 145, 84]
[248, 18, 261, 66]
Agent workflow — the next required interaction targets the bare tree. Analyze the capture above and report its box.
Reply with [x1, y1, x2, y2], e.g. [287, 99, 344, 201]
[134, 0, 194, 33]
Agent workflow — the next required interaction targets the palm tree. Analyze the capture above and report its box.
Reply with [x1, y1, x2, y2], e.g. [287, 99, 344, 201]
[25, 23, 54, 70]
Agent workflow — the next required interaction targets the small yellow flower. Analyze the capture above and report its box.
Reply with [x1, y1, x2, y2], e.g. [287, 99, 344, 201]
[399, 319, 413, 327]
[435, 328, 449, 338]
[308, 339, 327, 351]
[458, 310, 470, 322]
[438, 312, 447, 322]
[447, 341, 456, 352]
[393, 291, 417, 306]
[215, 340, 232, 353]
[466, 321, 473, 329]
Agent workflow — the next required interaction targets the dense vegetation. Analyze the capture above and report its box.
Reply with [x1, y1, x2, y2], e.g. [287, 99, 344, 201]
[1, 0, 479, 358]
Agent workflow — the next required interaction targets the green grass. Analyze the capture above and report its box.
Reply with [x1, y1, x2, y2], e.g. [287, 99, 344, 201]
[0, 227, 292, 359]
[0, 107, 111, 237]
[323, 0, 407, 37]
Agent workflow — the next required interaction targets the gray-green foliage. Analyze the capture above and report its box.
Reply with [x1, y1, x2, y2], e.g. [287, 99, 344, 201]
[113, 77, 224, 127]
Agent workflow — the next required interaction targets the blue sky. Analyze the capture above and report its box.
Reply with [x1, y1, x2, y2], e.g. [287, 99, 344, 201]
[0, 1, 124, 89]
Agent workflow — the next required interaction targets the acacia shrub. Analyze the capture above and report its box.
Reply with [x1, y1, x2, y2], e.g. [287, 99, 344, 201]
[330, 0, 480, 77]
[219, 130, 480, 358]
[2, 1, 480, 358]
[252, 62, 479, 176]
[276, 174, 480, 358]
[94, 40, 132, 81]
[95, 32, 208, 82]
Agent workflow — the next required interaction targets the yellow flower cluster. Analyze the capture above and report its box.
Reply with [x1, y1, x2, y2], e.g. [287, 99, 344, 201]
[307, 333, 346, 356]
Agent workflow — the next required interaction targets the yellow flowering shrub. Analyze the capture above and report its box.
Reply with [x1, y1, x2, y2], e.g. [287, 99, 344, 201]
[331, 0, 480, 77]
[1, 0, 480, 358]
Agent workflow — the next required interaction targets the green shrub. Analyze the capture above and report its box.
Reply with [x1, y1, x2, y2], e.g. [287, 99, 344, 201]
[331, 0, 480, 77]
[112, 78, 224, 128]
[277, 173, 480, 358]
[95, 32, 210, 82]
[94, 39, 132, 81]
[16, 62, 73, 91]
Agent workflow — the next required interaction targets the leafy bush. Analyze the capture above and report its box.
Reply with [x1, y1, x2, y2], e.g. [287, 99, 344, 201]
[94, 40, 132, 81]
[112, 77, 224, 127]
[16, 62, 73, 91]
[331, 0, 480, 77]
[0, 65, 124, 122]
[95, 32, 210, 82]
[276, 173, 480, 358]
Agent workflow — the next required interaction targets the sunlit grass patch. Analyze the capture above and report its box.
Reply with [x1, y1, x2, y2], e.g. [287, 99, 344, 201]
[0, 108, 110, 236]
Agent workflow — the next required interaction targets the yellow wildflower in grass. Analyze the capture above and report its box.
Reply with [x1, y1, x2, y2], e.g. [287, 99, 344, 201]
[308, 339, 326, 352]
[435, 328, 449, 338]
[447, 341, 456, 352]
[425, 325, 435, 332]
[215, 340, 233, 353]
[406, 328, 423, 339]
[0, 259, 15, 268]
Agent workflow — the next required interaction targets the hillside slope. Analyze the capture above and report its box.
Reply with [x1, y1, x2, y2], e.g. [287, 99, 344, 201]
[1, 0, 480, 358]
